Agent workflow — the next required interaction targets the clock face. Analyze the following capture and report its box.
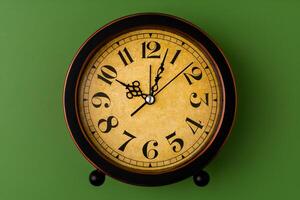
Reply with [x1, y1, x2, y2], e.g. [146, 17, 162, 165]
[77, 28, 224, 174]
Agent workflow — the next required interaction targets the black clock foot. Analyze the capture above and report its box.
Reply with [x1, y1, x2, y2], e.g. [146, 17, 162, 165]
[89, 170, 105, 186]
[193, 170, 210, 187]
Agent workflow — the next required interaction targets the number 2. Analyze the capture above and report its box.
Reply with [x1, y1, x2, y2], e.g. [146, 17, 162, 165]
[183, 66, 202, 85]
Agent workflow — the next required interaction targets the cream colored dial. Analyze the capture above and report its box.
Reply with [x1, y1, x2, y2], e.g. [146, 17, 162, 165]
[78, 28, 224, 174]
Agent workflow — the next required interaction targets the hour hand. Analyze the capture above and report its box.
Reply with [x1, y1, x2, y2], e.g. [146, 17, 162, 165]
[116, 79, 147, 99]
[116, 79, 128, 87]
[151, 49, 169, 93]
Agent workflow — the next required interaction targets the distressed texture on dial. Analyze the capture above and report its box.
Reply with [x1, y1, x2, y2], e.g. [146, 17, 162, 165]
[78, 29, 223, 173]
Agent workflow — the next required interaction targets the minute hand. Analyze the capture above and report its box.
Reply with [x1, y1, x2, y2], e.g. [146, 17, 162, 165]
[130, 62, 193, 117]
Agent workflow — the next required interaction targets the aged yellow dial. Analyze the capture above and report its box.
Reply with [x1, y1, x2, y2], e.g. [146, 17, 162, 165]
[77, 28, 223, 174]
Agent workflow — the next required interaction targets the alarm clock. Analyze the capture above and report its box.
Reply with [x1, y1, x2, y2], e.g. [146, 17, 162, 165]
[63, 13, 236, 187]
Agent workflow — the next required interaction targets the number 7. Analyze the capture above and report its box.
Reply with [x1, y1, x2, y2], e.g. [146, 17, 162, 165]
[118, 131, 136, 152]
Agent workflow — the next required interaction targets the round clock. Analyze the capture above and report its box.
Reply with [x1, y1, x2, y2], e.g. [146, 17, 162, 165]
[63, 13, 236, 186]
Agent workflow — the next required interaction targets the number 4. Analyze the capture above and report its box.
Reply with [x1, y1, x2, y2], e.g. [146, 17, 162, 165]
[186, 117, 204, 135]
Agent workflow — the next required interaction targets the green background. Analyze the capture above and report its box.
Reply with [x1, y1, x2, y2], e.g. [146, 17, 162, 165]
[1, 0, 299, 199]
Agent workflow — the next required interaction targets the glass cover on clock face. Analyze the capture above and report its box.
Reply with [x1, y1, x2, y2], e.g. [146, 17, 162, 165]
[77, 28, 224, 174]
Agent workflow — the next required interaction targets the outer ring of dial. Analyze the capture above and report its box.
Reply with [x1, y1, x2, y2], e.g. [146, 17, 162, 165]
[63, 13, 237, 186]
[81, 29, 223, 174]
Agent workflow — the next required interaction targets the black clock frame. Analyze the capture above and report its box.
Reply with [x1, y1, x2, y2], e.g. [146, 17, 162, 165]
[64, 13, 236, 186]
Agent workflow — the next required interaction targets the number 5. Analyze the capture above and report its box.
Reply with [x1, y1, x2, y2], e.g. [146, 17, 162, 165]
[165, 132, 184, 152]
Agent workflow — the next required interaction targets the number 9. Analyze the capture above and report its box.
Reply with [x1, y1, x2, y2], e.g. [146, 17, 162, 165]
[91, 92, 111, 108]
